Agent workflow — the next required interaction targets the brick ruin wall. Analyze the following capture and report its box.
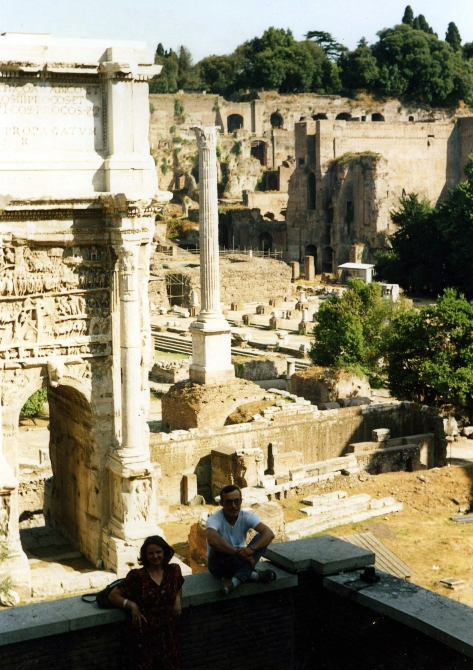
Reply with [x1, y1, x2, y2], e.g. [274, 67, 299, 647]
[150, 402, 446, 503]
[158, 256, 292, 308]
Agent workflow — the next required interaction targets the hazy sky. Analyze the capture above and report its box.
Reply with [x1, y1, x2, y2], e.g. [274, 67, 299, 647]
[2, 0, 473, 61]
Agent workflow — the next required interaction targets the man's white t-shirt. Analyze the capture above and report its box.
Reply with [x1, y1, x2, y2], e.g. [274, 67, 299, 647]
[206, 508, 261, 557]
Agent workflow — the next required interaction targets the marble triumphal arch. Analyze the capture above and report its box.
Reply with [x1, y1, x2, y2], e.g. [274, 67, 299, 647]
[0, 33, 171, 594]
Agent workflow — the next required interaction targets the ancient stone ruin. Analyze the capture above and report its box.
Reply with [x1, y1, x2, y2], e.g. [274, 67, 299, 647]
[0, 33, 171, 595]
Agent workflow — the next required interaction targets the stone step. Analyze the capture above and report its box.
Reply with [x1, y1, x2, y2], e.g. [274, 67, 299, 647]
[302, 490, 348, 506]
[286, 502, 403, 540]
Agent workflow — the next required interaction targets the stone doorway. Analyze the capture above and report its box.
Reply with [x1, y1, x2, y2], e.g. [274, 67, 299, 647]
[14, 379, 103, 568]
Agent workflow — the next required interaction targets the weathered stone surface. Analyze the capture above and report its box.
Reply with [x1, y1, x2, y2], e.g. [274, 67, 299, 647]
[161, 379, 266, 431]
[290, 366, 371, 405]
[266, 536, 375, 574]
[233, 355, 287, 381]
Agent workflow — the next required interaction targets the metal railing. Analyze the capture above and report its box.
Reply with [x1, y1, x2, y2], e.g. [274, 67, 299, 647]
[185, 247, 283, 259]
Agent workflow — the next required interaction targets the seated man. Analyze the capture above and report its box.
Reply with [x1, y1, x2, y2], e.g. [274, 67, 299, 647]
[206, 484, 276, 594]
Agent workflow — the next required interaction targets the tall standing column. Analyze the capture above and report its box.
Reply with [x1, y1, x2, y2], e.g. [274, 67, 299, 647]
[189, 126, 235, 385]
[116, 243, 143, 455]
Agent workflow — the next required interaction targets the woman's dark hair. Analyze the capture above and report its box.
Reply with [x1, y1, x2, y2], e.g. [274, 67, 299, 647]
[138, 535, 174, 567]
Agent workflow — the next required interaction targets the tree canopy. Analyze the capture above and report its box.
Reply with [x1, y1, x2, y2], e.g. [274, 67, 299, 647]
[309, 279, 400, 383]
[381, 290, 473, 408]
[150, 10, 473, 105]
[375, 156, 473, 299]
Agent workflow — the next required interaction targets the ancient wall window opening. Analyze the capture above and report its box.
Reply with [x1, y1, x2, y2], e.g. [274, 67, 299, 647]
[266, 172, 279, 191]
[409, 116, 415, 122]
[322, 247, 334, 273]
[336, 113, 351, 121]
[298, 158, 305, 167]
[346, 200, 354, 233]
[218, 220, 229, 248]
[165, 272, 187, 306]
[307, 173, 316, 211]
[361, 116, 366, 122]
[312, 113, 327, 120]
[270, 112, 283, 129]
[371, 113, 385, 122]
[227, 114, 244, 134]
[326, 202, 334, 224]
[324, 225, 331, 245]
[258, 232, 273, 253]
[250, 140, 267, 166]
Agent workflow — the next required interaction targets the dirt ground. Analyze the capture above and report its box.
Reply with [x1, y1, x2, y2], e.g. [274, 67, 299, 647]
[162, 451, 473, 607]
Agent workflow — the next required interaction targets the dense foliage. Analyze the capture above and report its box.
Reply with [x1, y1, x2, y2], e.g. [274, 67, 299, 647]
[381, 290, 473, 408]
[150, 8, 473, 105]
[310, 281, 473, 408]
[375, 156, 473, 298]
[309, 279, 402, 384]
[20, 388, 48, 418]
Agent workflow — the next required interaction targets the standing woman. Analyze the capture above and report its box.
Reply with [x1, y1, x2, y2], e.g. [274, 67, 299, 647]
[109, 536, 184, 670]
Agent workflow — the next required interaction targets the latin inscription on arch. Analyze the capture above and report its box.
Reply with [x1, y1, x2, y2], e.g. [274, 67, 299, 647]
[0, 80, 104, 152]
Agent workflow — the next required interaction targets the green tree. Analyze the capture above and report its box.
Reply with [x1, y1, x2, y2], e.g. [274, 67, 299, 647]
[412, 14, 435, 35]
[310, 296, 366, 372]
[372, 23, 471, 105]
[374, 193, 444, 294]
[232, 27, 337, 94]
[177, 46, 200, 90]
[156, 42, 165, 58]
[198, 54, 237, 96]
[445, 22, 462, 51]
[305, 30, 347, 61]
[310, 279, 396, 382]
[432, 156, 473, 298]
[402, 6, 414, 26]
[151, 48, 178, 93]
[340, 38, 379, 91]
[20, 388, 48, 417]
[382, 290, 473, 408]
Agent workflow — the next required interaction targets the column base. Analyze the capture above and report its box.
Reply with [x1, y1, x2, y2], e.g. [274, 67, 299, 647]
[189, 321, 235, 386]
[189, 365, 235, 385]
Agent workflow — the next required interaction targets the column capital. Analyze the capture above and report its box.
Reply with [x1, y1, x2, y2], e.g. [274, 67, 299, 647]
[99, 193, 170, 226]
[191, 125, 220, 150]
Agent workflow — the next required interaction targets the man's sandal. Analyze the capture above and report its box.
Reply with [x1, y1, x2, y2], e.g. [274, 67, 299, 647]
[221, 578, 235, 595]
[256, 569, 277, 584]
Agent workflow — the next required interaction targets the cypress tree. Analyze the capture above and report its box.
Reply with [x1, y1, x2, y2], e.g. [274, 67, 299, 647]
[402, 5, 414, 26]
[445, 22, 462, 51]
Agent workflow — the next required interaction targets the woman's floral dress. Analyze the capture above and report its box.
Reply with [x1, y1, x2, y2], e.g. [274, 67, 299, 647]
[120, 564, 184, 670]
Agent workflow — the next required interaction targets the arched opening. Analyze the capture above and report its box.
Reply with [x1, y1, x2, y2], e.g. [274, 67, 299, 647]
[46, 384, 100, 561]
[312, 113, 328, 120]
[336, 113, 351, 121]
[227, 114, 244, 134]
[409, 116, 415, 122]
[16, 380, 102, 591]
[322, 247, 334, 273]
[258, 232, 273, 253]
[307, 173, 316, 210]
[305, 244, 317, 270]
[371, 113, 385, 122]
[270, 112, 283, 129]
[250, 140, 267, 165]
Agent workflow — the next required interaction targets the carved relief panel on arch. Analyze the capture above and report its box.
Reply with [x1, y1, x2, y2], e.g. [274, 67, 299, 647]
[0, 243, 113, 359]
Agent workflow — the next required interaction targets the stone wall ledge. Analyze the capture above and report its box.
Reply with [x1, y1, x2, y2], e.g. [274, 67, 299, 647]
[325, 570, 473, 660]
[0, 566, 296, 647]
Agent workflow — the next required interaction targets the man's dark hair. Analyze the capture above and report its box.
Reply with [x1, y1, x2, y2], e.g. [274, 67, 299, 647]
[220, 484, 242, 499]
[138, 535, 174, 567]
